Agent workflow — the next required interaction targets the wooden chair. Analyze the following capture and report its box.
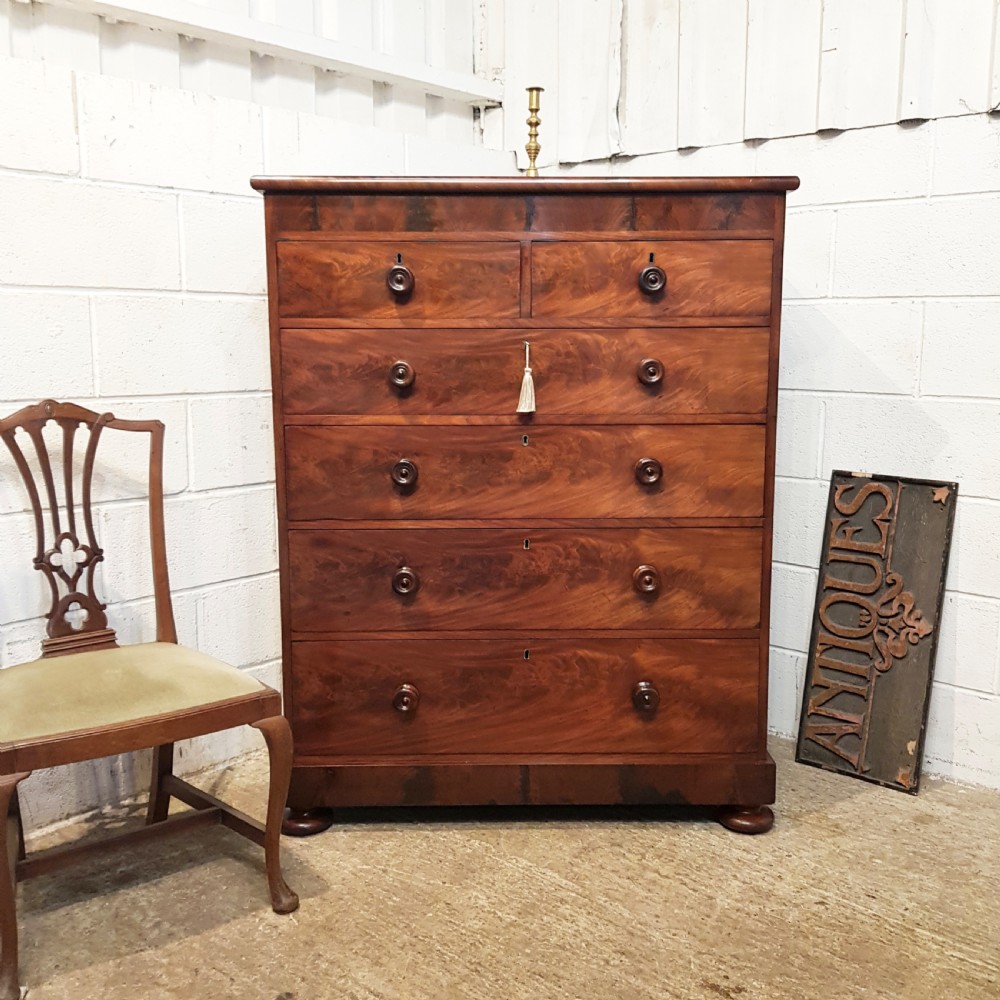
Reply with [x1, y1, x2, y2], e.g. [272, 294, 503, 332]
[0, 400, 298, 1000]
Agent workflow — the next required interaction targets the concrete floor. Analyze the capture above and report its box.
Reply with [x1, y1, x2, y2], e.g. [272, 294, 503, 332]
[13, 738, 1000, 1000]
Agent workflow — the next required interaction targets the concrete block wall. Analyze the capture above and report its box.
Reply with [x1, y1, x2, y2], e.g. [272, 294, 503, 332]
[0, 6, 513, 830]
[560, 112, 1000, 789]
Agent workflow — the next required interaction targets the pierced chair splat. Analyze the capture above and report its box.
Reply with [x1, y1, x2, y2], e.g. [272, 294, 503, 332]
[0, 399, 298, 1000]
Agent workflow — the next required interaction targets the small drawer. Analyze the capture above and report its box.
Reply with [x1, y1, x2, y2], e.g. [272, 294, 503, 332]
[289, 638, 760, 756]
[531, 240, 772, 320]
[284, 424, 765, 521]
[279, 326, 770, 416]
[276, 241, 521, 319]
[287, 527, 762, 633]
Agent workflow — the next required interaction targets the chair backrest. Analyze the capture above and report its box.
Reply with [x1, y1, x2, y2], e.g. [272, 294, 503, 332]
[0, 399, 177, 658]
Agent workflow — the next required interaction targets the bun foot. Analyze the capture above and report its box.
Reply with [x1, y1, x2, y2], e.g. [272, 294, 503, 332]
[718, 805, 774, 834]
[282, 807, 334, 837]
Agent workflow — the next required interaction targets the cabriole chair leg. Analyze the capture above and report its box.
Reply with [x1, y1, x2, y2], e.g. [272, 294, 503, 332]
[250, 718, 299, 914]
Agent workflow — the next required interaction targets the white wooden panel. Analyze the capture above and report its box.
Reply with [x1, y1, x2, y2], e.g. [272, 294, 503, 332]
[426, 0, 474, 145]
[33, 4, 101, 71]
[900, 0, 996, 121]
[314, 0, 375, 124]
[556, 0, 622, 163]
[99, 20, 180, 87]
[817, 0, 904, 131]
[200, 0, 250, 13]
[250, 0, 314, 33]
[9, 0, 40, 59]
[179, 36, 252, 101]
[0, 1, 10, 58]
[744, 0, 820, 139]
[315, 0, 374, 44]
[677, 0, 748, 148]
[315, 70, 376, 124]
[250, 52, 316, 112]
[376, 0, 427, 134]
[619, 0, 679, 156]
[474, 0, 505, 150]
[503, 0, 560, 168]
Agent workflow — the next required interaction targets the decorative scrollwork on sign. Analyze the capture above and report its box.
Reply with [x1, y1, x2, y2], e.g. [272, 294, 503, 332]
[871, 572, 933, 673]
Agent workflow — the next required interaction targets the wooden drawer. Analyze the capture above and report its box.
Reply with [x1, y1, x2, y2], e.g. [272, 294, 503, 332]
[531, 240, 772, 319]
[279, 327, 770, 416]
[285, 424, 765, 521]
[275, 241, 521, 319]
[289, 638, 760, 756]
[287, 527, 762, 632]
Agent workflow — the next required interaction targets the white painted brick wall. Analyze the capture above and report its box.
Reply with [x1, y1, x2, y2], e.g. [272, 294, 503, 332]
[0, 0, 514, 829]
[0, 175, 181, 289]
[0, 58, 78, 172]
[92, 296, 270, 395]
[558, 111, 1000, 789]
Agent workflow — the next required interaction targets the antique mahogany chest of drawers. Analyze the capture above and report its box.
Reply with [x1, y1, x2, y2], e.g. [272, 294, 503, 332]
[251, 176, 799, 835]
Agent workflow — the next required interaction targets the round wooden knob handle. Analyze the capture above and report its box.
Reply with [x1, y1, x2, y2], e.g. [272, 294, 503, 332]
[638, 264, 667, 295]
[637, 358, 664, 385]
[392, 566, 420, 595]
[632, 680, 659, 712]
[632, 564, 660, 594]
[389, 360, 415, 389]
[634, 457, 663, 485]
[391, 458, 419, 489]
[386, 263, 415, 296]
[392, 683, 420, 713]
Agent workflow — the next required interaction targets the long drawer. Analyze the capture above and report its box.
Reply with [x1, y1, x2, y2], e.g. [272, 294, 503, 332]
[279, 327, 770, 416]
[287, 527, 762, 632]
[289, 638, 760, 756]
[531, 240, 773, 319]
[276, 241, 521, 319]
[285, 424, 765, 521]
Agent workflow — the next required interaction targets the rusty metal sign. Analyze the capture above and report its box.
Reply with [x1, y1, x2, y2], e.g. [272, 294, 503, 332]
[795, 471, 958, 793]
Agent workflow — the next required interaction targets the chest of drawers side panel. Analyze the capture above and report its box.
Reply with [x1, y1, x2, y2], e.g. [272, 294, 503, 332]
[262, 195, 297, 714]
[757, 195, 789, 748]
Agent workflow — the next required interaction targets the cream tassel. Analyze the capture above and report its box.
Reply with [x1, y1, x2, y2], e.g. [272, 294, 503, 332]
[516, 340, 535, 414]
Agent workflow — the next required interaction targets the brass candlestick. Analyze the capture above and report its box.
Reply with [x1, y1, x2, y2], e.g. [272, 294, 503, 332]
[524, 86, 544, 177]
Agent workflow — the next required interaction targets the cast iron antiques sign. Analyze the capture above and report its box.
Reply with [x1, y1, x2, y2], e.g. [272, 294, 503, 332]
[796, 472, 958, 793]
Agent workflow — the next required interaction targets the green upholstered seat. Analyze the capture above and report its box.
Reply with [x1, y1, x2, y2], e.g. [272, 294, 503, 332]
[0, 642, 266, 744]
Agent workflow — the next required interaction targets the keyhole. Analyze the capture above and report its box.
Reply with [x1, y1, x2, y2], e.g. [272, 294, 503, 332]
[649, 252, 655, 262]
[522, 434, 529, 446]
[396, 252, 402, 263]
[523, 539, 530, 550]
[523, 649, 530, 660]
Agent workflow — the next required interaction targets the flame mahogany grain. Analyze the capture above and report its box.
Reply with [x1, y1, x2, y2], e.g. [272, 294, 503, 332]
[531, 241, 772, 320]
[279, 327, 770, 417]
[287, 527, 762, 633]
[276, 241, 521, 319]
[284, 424, 765, 521]
[289, 638, 759, 756]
